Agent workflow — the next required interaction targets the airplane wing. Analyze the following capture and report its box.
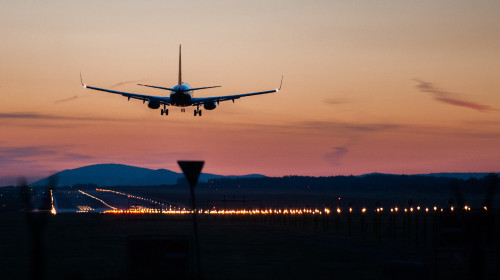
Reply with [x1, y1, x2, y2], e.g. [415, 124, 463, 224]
[191, 76, 283, 106]
[82, 84, 171, 105]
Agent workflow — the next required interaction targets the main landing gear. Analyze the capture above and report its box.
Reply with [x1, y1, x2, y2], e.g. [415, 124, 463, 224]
[194, 108, 202, 117]
[160, 108, 169, 116]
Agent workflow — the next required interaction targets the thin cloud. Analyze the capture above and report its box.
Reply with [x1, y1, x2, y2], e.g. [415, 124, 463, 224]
[0, 112, 122, 122]
[60, 153, 95, 161]
[54, 95, 79, 104]
[300, 121, 399, 132]
[0, 145, 96, 166]
[414, 79, 495, 112]
[324, 146, 349, 166]
[0, 145, 97, 184]
[0, 146, 54, 160]
[434, 97, 493, 111]
[324, 98, 352, 105]
[211, 120, 402, 137]
[111, 79, 146, 88]
[0, 112, 82, 120]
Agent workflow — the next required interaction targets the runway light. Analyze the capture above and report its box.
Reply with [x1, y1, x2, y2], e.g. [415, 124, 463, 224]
[484, 206, 488, 211]
[337, 208, 341, 214]
[361, 208, 366, 213]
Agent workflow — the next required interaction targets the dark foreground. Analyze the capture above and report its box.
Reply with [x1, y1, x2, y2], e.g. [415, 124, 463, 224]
[1, 173, 499, 279]
[1, 210, 500, 280]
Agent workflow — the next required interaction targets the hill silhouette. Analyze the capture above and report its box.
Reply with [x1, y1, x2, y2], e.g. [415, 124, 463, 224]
[30, 163, 265, 187]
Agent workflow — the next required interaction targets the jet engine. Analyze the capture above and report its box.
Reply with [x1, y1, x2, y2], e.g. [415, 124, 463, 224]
[148, 100, 160, 109]
[203, 102, 216, 110]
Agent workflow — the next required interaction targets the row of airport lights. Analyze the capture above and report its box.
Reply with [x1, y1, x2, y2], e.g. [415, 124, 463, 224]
[104, 208, 327, 215]
[76, 205, 95, 213]
[100, 204, 485, 215]
[78, 190, 117, 210]
[96, 188, 182, 211]
[93, 188, 491, 215]
[88, 188, 488, 215]
[63, 188, 479, 215]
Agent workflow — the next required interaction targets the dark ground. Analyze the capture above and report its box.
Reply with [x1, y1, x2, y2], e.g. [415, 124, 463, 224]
[1, 210, 499, 280]
[1, 174, 500, 280]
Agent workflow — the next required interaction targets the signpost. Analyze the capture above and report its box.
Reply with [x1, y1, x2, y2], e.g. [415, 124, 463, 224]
[178, 160, 204, 278]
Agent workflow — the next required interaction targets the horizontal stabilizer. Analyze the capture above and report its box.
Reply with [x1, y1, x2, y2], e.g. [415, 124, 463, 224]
[137, 84, 176, 91]
[188, 86, 221, 91]
[137, 84, 221, 92]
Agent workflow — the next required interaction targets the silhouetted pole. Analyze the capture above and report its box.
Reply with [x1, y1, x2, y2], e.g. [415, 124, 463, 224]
[335, 208, 340, 234]
[347, 202, 352, 237]
[374, 201, 381, 244]
[389, 206, 396, 240]
[361, 207, 366, 239]
[423, 210, 427, 245]
[178, 161, 204, 279]
[432, 206, 439, 280]
[407, 200, 413, 245]
[415, 209, 419, 248]
[20, 176, 53, 280]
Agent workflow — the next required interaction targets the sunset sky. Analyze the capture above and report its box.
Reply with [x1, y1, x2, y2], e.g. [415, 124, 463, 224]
[1, 0, 500, 185]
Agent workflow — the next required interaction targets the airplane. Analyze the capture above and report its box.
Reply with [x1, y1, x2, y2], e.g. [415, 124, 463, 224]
[81, 45, 282, 116]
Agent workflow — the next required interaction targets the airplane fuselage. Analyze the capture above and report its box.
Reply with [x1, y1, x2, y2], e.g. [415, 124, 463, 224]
[170, 83, 192, 107]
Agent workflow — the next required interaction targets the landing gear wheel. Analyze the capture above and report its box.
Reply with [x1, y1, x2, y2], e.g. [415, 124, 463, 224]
[161, 109, 164, 115]
[199, 110, 202, 116]
[194, 110, 197, 116]
[165, 109, 169, 115]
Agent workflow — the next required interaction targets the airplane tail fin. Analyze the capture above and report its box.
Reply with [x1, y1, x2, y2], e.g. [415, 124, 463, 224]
[178, 44, 182, 87]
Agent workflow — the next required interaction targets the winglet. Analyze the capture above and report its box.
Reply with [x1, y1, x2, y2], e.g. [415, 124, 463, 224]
[276, 75, 283, 91]
[80, 71, 87, 88]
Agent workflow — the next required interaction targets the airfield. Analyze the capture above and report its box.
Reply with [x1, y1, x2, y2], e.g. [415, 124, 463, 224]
[1, 179, 500, 280]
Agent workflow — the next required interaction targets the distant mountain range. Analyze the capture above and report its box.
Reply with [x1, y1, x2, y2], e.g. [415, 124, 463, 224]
[361, 172, 499, 180]
[419, 173, 500, 180]
[0, 163, 496, 187]
[30, 163, 265, 187]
